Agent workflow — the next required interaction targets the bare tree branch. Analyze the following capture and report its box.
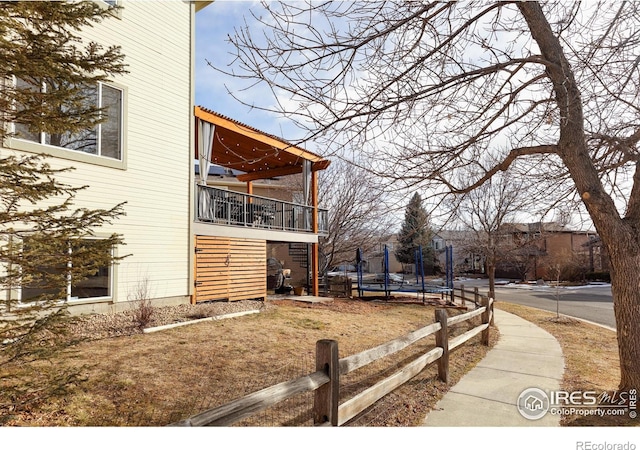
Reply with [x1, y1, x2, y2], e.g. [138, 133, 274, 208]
[215, 0, 640, 389]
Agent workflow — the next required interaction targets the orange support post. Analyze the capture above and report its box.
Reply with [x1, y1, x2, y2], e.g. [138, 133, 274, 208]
[311, 171, 319, 296]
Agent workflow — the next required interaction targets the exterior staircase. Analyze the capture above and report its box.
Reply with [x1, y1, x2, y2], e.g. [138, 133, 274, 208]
[288, 243, 308, 269]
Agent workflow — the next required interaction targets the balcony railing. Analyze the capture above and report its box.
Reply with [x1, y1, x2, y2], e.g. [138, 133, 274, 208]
[196, 184, 328, 234]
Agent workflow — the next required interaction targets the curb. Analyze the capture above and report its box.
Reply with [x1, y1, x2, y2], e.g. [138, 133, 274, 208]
[497, 301, 617, 332]
[143, 309, 261, 334]
[566, 315, 616, 332]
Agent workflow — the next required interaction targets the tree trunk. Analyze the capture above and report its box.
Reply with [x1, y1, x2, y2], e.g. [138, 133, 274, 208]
[604, 234, 640, 391]
[487, 261, 496, 301]
[519, 2, 640, 390]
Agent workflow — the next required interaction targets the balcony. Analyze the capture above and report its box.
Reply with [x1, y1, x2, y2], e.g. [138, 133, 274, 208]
[196, 184, 328, 235]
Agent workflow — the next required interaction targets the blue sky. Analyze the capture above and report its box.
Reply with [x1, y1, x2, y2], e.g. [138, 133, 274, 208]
[195, 1, 301, 141]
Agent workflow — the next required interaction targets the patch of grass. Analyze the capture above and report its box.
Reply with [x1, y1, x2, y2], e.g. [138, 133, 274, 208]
[496, 302, 637, 426]
[288, 317, 326, 330]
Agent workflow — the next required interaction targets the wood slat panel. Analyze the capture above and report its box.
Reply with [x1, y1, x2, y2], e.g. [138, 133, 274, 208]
[229, 273, 265, 280]
[195, 236, 229, 303]
[229, 292, 265, 297]
[195, 284, 228, 291]
[228, 281, 265, 287]
[229, 285, 265, 293]
[196, 295, 228, 302]
[228, 268, 267, 273]
[195, 287, 229, 295]
[195, 236, 266, 303]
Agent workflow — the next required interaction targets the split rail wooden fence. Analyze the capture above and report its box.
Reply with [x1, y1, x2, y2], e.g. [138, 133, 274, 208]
[451, 284, 491, 306]
[171, 297, 494, 427]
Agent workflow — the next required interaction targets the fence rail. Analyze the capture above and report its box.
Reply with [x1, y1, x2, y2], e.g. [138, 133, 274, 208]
[170, 297, 494, 427]
[451, 284, 492, 307]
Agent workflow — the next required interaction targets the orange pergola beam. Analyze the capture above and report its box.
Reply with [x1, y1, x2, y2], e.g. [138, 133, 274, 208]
[311, 170, 319, 296]
[195, 106, 325, 164]
[235, 158, 331, 182]
[237, 165, 302, 182]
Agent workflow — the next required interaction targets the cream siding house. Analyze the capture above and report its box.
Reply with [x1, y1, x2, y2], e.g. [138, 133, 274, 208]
[3, 1, 198, 314]
[3, 1, 330, 312]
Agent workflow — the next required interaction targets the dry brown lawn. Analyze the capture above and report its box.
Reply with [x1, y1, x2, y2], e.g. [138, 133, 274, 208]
[5, 297, 635, 427]
[1, 298, 496, 427]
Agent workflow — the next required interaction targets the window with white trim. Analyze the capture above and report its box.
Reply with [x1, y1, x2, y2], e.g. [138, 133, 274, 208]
[13, 79, 124, 161]
[21, 238, 114, 303]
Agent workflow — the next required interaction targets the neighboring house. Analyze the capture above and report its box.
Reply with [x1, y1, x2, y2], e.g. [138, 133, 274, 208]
[431, 224, 600, 281]
[582, 236, 611, 274]
[495, 222, 597, 280]
[433, 230, 483, 275]
[367, 236, 403, 274]
[431, 234, 447, 252]
[1, 1, 330, 314]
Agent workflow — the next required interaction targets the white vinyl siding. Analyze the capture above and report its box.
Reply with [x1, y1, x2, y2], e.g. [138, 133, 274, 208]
[3, 1, 193, 304]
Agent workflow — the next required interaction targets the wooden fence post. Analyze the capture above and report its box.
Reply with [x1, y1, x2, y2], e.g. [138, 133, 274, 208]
[474, 287, 479, 306]
[489, 295, 495, 326]
[481, 296, 490, 346]
[460, 284, 466, 307]
[314, 339, 339, 426]
[434, 309, 449, 383]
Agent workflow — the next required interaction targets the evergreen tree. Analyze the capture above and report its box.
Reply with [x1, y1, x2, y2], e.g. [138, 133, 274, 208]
[395, 193, 435, 274]
[0, 1, 127, 141]
[0, 1, 127, 423]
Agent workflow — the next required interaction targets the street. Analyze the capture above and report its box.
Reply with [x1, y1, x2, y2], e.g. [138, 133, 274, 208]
[453, 278, 616, 330]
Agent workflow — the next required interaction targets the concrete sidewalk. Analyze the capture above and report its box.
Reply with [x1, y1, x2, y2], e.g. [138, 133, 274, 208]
[423, 309, 564, 426]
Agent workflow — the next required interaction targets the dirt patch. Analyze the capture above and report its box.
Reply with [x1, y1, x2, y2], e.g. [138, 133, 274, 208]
[546, 316, 581, 325]
[67, 299, 272, 340]
[270, 298, 394, 314]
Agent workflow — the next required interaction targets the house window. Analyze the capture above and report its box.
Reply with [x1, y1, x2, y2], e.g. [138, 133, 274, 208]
[21, 238, 113, 303]
[13, 79, 123, 161]
[98, 0, 123, 19]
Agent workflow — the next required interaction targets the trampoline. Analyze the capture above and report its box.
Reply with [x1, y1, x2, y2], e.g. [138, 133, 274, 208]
[356, 244, 454, 302]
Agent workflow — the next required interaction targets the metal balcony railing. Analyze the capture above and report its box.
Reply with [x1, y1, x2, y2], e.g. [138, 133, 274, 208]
[196, 184, 328, 234]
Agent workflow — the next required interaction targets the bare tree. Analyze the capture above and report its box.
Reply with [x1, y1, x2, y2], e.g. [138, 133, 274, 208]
[450, 171, 532, 299]
[497, 221, 571, 281]
[318, 158, 394, 274]
[217, 2, 640, 389]
[495, 225, 547, 281]
[499, 243, 540, 281]
[543, 247, 587, 319]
